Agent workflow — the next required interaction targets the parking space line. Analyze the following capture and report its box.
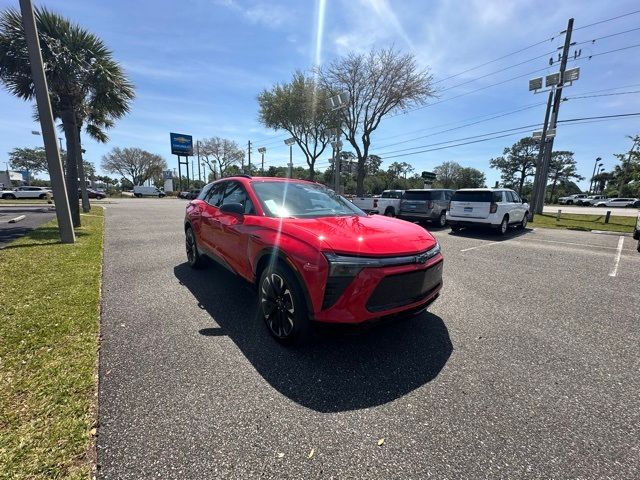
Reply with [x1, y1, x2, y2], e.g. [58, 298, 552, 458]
[609, 236, 624, 277]
[460, 241, 502, 252]
[529, 238, 620, 251]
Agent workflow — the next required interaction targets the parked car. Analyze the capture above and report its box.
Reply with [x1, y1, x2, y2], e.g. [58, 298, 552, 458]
[351, 189, 404, 216]
[79, 188, 106, 199]
[184, 177, 443, 344]
[0, 186, 52, 199]
[593, 198, 638, 208]
[179, 189, 201, 200]
[398, 189, 454, 227]
[133, 185, 166, 197]
[558, 194, 588, 205]
[446, 188, 529, 235]
[580, 195, 607, 206]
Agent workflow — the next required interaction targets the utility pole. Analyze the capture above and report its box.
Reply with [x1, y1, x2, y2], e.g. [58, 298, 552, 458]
[258, 147, 266, 175]
[247, 140, 252, 174]
[19, 0, 74, 243]
[284, 138, 295, 178]
[535, 18, 574, 215]
[332, 139, 343, 193]
[529, 90, 554, 220]
[589, 157, 602, 194]
[197, 140, 201, 182]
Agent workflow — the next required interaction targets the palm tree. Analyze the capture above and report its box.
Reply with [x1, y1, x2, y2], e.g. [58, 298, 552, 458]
[0, 7, 134, 225]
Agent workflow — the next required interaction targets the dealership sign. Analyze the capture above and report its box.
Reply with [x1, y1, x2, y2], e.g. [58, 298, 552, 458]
[170, 132, 193, 156]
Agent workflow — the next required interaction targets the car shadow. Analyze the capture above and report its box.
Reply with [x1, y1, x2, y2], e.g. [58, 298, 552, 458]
[448, 226, 533, 241]
[174, 262, 452, 413]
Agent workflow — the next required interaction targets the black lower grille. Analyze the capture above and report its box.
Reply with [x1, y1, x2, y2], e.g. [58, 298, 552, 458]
[366, 261, 443, 312]
[322, 276, 355, 310]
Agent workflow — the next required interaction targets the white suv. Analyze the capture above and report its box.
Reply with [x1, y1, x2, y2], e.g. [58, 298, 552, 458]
[447, 188, 529, 235]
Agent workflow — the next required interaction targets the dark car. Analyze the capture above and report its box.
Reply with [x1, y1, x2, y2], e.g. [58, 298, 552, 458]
[184, 176, 443, 345]
[78, 188, 106, 199]
[398, 189, 455, 227]
[178, 189, 201, 199]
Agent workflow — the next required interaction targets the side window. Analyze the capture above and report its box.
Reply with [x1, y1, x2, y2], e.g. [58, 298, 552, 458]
[206, 182, 225, 207]
[221, 182, 255, 214]
[493, 191, 505, 203]
[197, 183, 213, 201]
[444, 191, 453, 201]
[511, 192, 521, 203]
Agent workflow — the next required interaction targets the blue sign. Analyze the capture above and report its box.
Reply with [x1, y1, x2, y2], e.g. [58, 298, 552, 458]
[19, 170, 29, 182]
[170, 132, 193, 156]
[162, 170, 173, 180]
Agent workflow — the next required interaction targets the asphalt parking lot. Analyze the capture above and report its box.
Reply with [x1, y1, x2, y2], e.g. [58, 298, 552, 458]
[97, 199, 639, 479]
[0, 206, 55, 247]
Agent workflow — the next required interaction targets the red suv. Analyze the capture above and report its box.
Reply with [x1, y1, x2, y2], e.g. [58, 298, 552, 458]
[184, 176, 443, 344]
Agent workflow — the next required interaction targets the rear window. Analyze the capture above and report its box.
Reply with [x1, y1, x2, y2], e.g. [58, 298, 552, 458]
[403, 191, 433, 200]
[451, 191, 494, 202]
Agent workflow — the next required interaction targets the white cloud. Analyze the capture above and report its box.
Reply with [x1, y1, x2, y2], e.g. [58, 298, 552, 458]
[214, 0, 292, 28]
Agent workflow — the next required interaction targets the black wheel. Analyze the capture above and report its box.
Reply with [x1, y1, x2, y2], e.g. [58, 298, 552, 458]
[3, 193, 16, 200]
[384, 207, 395, 217]
[566, 200, 573, 205]
[437, 211, 447, 227]
[259, 263, 311, 345]
[450, 225, 462, 233]
[519, 213, 529, 229]
[39, 194, 47, 199]
[134, 193, 142, 198]
[185, 227, 205, 269]
[637, 240, 640, 253]
[497, 215, 509, 236]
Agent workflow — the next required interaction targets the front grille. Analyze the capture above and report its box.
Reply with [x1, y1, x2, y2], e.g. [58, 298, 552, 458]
[366, 260, 443, 312]
[322, 276, 355, 310]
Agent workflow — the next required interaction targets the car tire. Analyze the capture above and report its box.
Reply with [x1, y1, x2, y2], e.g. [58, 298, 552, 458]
[185, 227, 206, 269]
[438, 211, 447, 227]
[566, 200, 573, 205]
[519, 213, 529, 229]
[3, 193, 16, 200]
[258, 262, 311, 345]
[38, 194, 47, 199]
[498, 215, 509, 235]
[450, 225, 462, 233]
[384, 207, 395, 217]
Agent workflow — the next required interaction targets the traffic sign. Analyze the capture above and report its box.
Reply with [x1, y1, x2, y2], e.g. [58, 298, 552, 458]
[170, 132, 193, 156]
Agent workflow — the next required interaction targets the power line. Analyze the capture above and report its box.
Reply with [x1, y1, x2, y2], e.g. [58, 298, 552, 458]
[573, 9, 640, 31]
[575, 25, 640, 45]
[565, 90, 640, 100]
[583, 42, 640, 59]
[557, 111, 640, 123]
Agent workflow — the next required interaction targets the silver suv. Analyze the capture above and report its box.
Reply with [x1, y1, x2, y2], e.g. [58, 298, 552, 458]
[398, 189, 454, 227]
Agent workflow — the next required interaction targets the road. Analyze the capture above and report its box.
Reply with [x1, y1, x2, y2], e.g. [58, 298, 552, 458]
[97, 199, 639, 479]
[0, 206, 55, 247]
[543, 204, 639, 216]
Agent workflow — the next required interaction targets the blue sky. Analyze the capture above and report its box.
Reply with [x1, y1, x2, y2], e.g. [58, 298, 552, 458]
[1, 0, 639, 188]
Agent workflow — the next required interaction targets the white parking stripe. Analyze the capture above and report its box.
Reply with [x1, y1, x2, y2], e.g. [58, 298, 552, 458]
[609, 236, 625, 277]
[460, 241, 502, 252]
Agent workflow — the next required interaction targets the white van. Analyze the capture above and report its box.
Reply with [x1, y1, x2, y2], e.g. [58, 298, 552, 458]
[133, 185, 165, 198]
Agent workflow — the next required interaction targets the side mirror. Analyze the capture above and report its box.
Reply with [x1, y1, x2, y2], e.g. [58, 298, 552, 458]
[220, 202, 244, 215]
[521, 198, 528, 204]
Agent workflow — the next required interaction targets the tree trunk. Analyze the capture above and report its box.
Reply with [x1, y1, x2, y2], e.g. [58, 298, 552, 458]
[308, 162, 315, 181]
[549, 178, 558, 203]
[518, 168, 526, 196]
[77, 126, 91, 213]
[356, 162, 366, 196]
[61, 110, 81, 227]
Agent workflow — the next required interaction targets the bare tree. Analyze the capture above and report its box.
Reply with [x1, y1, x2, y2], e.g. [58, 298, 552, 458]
[101, 147, 166, 186]
[258, 71, 336, 180]
[198, 137, 244, 178]
[319, 48, 435, 195]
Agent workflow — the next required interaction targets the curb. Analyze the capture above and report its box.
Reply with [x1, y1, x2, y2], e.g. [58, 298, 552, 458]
[8, 215, 26, 223]
[591, 230, 633, 237]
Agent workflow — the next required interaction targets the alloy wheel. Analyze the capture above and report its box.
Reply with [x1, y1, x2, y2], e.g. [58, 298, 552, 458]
[439, 212, 446, 227]
[501, 218, 508, 234]
[261, 273, 295, 338]
[185, 229, 196, 265]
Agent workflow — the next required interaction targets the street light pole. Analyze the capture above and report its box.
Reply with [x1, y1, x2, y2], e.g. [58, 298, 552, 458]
[589, 157, 602, 194]
[19, 0, 74, 243]
[284, 138, 295, 178]
[258, 147, 266, 175]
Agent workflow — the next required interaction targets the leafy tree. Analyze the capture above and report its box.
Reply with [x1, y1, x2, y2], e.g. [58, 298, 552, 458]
[547, 151, 583, 202]
[319, 47, 435, 195]
[457, 167, 486, 188]
[490, 137, 539, 195]
[8, 147, 47, 174]
[611, 135, 640, 195]
[198, 137, 244, 178]
[0, 7, 134, 225]
[433, 161, 486, 189]
[258, 71, 335, 180]
[101, 147, 166, 186]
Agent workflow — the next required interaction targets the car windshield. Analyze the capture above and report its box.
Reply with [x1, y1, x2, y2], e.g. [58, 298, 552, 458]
[252, 181, 365, 218]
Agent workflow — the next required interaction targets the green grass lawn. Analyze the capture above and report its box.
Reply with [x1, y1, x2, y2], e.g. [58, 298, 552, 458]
[0, 209, 104, 479]
[0, 198, 53, 205]
[529, 212, 636, 233]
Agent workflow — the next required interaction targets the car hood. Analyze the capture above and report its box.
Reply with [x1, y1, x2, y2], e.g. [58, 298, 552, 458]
[281, 215, 437, 256]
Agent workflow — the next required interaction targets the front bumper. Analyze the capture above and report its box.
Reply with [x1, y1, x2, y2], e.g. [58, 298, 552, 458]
[313, 253, 443, 324]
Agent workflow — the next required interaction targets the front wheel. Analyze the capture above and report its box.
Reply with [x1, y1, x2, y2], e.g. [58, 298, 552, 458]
[450, 225, 462, 233]
[438, 211, 447, 227]
[519, 213, 528, 229]
[185, 227, 206, 269]
[259, 263, 311, 345]
[566, 200, 573, 205]
[384, 207, 395, 217]
[2, 193, 16, 200]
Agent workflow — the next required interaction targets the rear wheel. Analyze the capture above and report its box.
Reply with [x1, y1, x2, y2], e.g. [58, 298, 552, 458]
[450, 225, 462, 233]
[438, 211, 447, 227]
[134, 193, 142, 198]
[185, 227, 206, 269]
[498, 215, 509, 235]
[38, 194, 47, 199]
[566, 200, 573, 205]
[384, 207, 395, 217]
[259, 263, 311, 345]
[3, 193, 16, 200]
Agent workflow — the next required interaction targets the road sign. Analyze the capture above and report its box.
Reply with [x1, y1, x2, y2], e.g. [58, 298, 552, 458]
[162, 170, 173, 180]
[421, 171, 436, 181]
[170, 132, 193, 156]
